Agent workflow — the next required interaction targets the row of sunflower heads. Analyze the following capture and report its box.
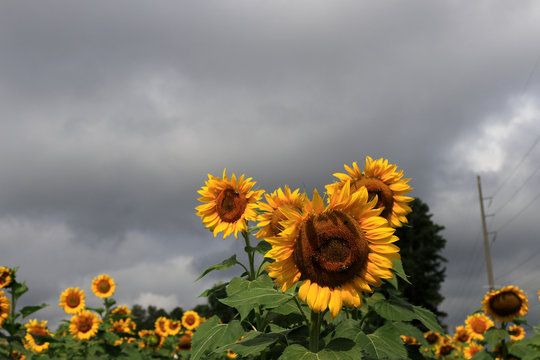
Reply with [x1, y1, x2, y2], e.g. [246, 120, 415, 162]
[196, 156, 413, 319]
[402, 285, 533, 359]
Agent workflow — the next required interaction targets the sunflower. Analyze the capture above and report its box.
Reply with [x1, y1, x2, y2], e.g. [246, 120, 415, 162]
[453, 325, 471, 344]
[177, 330, 193, 351]
[482, 285, 528, 322]
[182, 310, 201, 330]
[227, 350, 238, 359]
[10, 350, 26, 360]
[69, 310, 101, 340]
[91, 274, 115, 298]
[465, 313, 493, 340]
[325, 156, 413, 228]
[109, 318, 134, 335]
[196, 169, 264, 239]
[59, 287, 86, 314]
[256, 186, 305, 238]
[508, 324, 525, 341]
[265, 182, 400, 318]
[166, 319, 181, 336]
[0, 291, 10, 328]
[139, 330, 164, 350]
[463, 343, 483, 359]
[436, 343, 456, 358]
[111, 305, 131, 316]
[154, 316, 169, 337]
[424, 331, 441, 346]
[400, 335, 419, 345]
[0, 267, 11, 289]
[24, 319, 52, 353]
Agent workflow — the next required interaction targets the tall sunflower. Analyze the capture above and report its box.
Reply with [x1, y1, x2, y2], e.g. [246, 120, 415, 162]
[265, 181, 400, 318]
[508, 324, 525, 341]
[0, 267, 11, 289]
[24, 319, 52, 353]
[464, 313, 493, 340]
[0, 291, 10, 328]
[256, 186, 305, 238]
[196, 169, 264, 239]
[69, 310, 101, 340]
[59, 287, 86, 314]
[326, 156, 413, 227]
[182, 310, 201, 330]
[91, 274, 116, 298]
[482, 285, 528, 322]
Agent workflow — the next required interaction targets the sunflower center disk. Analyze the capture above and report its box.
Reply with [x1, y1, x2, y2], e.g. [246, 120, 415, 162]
[67, 295, 80, 307]
[353, 178, 394, 219]
[79, 319, 92, 333]
[293, 211, 369, 288]
[473, 321, 485, 333]
[216, 188, 247, 223]
[489, 292, 522, 317]
[98, 281, 110, 293]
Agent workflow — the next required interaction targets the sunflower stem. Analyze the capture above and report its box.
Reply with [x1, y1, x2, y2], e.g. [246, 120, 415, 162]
[242, 231, 256, 280]
[309, 311, 322, 353]
[293, 296, 309, 327]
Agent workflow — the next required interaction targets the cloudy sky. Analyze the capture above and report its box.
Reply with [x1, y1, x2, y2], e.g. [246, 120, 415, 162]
[1, 1, 540, 332]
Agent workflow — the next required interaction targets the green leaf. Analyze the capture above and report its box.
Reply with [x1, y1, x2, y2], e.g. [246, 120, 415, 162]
[470, 349, 494, 360]
[279, 344, 319, 360]
[196, 255, 241, 281]
[279, 340, 361, 360]
[220, 287, 292, 320]
[13, 281, 28, 298]
[411, 305, 445, 334]
[484, 328, 508, 348]
[215, 331, 283, 357]
[191, 317, 244, 360]
[371, 296, 416, 322]
[253, 240, 272, 255]
[20, 303, 48, 318]
[355, 323, 407, 360]
[391, 259, 411, 284]
[389, 322, 428, 347]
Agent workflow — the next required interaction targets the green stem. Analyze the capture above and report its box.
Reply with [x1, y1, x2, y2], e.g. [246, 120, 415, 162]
[309, 311, 321, 353]
[293, 296, 309, 327]
[242, 231, 256, 280]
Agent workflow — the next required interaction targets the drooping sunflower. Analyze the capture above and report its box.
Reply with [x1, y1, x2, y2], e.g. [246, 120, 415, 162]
[482, 285, 528, 322]
[256, 186, 305, 238]
[424, 331, 441, 346]
[166, 319, 181, 336]
[69, 310, 101, 340]
[508, 324, 525, 341]
[196, 169, 265, 239]
[139, 330, 164, 350]
[265, 181, 400, 318]
[0, 267, 11, 289]
[59, 287, 86, 314]
[0, 291, 10, 328]
[24, 319, 52, 353]
[463, 343, 483, 359]
[325, 156, 413, 227]
[182, 310, 201, 330]
[465, 313, 494, 340]
[91, 274, 116, 298]
[154, 316, 169, 337]
[177, 330, 193, 351]
[452, 325, 471, 344]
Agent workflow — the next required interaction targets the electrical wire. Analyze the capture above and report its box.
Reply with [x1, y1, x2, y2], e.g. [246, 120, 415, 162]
[494, 191, 540, 233]
[494, 246, 540, 282]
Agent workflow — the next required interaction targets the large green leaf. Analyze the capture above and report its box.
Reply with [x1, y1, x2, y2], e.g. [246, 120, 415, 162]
[371, 296, 416, 322]
[215, 331, 284, 357]
[470, 349, 494, 360]
[411, 305, 445, 334]
[391, 259, 411, 284]
[278, 341, 360, 360]
[20, 303, 48, 318]
[191, 317, 244, 360]
[196, 255, 242, 281]
[390, 321, 428, 347]
[220, 287, 292, 319]
[483, 328, 508, 348]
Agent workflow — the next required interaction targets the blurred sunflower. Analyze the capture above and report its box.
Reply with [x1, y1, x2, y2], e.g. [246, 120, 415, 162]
[508, 324, 525, 341]
[110, 318, 134, 334]
[182, 310, 201, 330]
[424, 331, 441, 346]
[325, 157, 413, 227]
[59, 287, 85, 314]
[482, 285, 528, 322]
[463, 343, 483, 359]
[154, 316, 169, 337]
[177, 330, 193, 351]
[452, 325, 471, 344]
[91, 274, 116, 298]
[0, 291, 9, 328]
[400, 335, 419, 345]
[196, 169, 264, 239]
[24, 319, 52, 353]
[465, 313, 493, 340]
[0, 267, 11, 289]
[227, 350, 238, 359]
[436, 342, 456, 358]
[256, 186, 305, 238]
[166, 319, 181, 336]
[69, 310, 101, 340]
[111, 305, 131, 316]
[139, 330, 164, 350]
[265, 182, 400, 318]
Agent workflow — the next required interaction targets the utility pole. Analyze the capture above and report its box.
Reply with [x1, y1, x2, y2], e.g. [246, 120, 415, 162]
[477, 175, 495, 290]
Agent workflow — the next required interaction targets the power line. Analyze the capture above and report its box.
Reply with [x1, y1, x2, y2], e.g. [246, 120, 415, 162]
[494, 246, 540, 282]
[494, 191, 540, 233]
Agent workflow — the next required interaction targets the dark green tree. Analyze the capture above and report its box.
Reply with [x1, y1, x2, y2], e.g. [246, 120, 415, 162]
[395, 198, 448, 324]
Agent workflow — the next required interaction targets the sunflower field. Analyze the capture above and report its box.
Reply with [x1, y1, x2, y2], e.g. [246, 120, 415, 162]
[1, 156, 540, 359]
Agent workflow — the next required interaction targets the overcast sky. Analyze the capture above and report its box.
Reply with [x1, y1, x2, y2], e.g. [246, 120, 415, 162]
[1, 0, 539, 332]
